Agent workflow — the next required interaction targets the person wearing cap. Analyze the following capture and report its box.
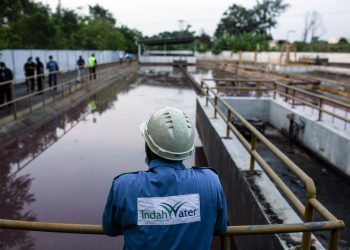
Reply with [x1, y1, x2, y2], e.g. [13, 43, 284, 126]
[24, 57, 36, 92]
[0, 62, 13, 106]
[102, 107, 227, 249]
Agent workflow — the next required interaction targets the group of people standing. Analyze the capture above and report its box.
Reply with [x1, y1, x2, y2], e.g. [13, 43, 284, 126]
[24, 55, 59, 93]
[0, 53, 97, 107]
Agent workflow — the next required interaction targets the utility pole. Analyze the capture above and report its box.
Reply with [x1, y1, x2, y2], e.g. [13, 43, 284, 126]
[178, 19, 185, 31]
[286, 30, 295, 43]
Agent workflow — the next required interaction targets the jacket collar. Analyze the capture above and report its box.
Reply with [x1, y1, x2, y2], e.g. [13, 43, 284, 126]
[148, 159, 185, 170]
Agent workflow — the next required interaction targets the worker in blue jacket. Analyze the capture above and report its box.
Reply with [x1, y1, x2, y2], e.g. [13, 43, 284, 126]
[102, 107, 228, 250]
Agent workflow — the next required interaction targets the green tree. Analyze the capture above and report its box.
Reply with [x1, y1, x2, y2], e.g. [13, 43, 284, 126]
[215, 0, 288, 38]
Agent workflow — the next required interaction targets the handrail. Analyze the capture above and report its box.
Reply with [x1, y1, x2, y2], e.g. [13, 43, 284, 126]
[199, 79, 345, 249]
[204, 77, 350, 110]
[203, 78, 350, 129]
[0, 219, 344, 235]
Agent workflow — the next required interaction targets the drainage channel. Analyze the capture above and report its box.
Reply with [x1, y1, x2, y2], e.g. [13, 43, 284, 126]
[257, 125, 350, 250]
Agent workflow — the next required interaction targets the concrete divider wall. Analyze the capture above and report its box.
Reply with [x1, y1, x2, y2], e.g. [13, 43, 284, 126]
[196, 98, 284, 250]
[268, 99, 350, 177]
[221, 97, 350, 177]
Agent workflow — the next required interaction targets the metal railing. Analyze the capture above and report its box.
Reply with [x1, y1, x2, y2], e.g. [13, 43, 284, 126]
[198, 79, 345, 249]
[0, 63, 130, 125]
[0, 219, 344, 247]
[203, 78, 350, 131]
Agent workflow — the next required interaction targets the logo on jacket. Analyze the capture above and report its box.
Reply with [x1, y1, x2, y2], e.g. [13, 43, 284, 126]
[137, 194, 201, 225]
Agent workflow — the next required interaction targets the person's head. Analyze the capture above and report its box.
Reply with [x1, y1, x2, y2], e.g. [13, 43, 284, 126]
[92, 53, 95, 57]
[140, 107, 195, 165]
[49, 55, 53, 60]
[79, 55, 82, 59]
[28, 57, 32, 62]
[35, 57, 40, 62]
[0, 62, 5, 69]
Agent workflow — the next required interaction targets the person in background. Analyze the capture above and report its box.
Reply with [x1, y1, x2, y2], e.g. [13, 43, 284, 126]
[0, 62, 13, 106]
[76, 55, 85, 83]
[119, 53, 123, 65]
[46, 55, 59, 91]
[88, 54, 97, 80]
[102, 107, 227, 250]
[35, 57, 44, 94]
[24, 57, 36, 93]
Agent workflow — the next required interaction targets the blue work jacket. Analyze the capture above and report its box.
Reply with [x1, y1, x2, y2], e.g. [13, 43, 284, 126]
[102, 159, 228, 250]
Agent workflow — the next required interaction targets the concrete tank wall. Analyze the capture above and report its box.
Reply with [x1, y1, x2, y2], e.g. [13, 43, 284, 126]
[221, 97, 350, 177]
[139, 55, 196, 64]
[196, 51, 350, 64]
[196, 98, 284, 249]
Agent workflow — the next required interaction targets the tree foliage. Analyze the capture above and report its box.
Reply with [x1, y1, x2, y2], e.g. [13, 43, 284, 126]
[212, 33, 269, 54]
[0, 0, 141, 52]
[215, 0, 289, 38]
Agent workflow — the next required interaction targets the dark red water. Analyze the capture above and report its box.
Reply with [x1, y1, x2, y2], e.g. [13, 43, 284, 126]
[0, 67, 205, 250]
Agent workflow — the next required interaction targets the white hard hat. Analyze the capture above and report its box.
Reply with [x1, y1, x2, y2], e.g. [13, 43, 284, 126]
[140, 107, 195, 161]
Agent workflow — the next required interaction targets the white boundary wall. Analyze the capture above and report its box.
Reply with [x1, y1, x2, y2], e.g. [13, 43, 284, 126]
[196, 51, 350, 64]
[0, 49, 124, 83]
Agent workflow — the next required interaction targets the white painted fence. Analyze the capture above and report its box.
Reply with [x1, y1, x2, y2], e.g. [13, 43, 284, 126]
[0, 49, 124, 83]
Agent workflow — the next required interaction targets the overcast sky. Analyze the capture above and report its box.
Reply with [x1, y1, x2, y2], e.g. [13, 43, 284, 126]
[37, 0, 350, 41]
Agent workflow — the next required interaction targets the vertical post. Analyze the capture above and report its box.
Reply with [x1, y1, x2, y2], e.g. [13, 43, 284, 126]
[239, 51, 242, 64]
[249, 134, 257, 175]
[273, 82, 277, 99]
[214, 96, 218, 118]
[61, 80, 64, 98]
[222, 235, 231, 250]
[301, 200, 314, 250]
[11, 80, 17, 120]
[318, 99, 323, 121]
[205, 88, 209, 106]
[254, 50, 258, 64]
[226, 110, 232, 138]
[328, 230, 340, 250]
[29, 92, 33, 113]
[292, 89, 296, 108]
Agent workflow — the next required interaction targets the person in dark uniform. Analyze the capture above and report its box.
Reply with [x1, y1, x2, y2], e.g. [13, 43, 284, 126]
[0, 62, 14, 106]
[24, 57, 36, 93]
[76, 55, 85, 83]
[46, 55, 59, 91]
[35, 57, 44, 93]
[103, 107, 228, 250]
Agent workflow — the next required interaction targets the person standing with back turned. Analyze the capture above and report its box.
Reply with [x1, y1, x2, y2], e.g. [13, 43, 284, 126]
[24, 57, 36, 93]
[76, 55, 85, 83]
[0, 62, 13, 106]
[35, 57, 44, 94]
[46, 55, 59, 91]
[102, 107, 228, 250]
[88, 54, 97, 80]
